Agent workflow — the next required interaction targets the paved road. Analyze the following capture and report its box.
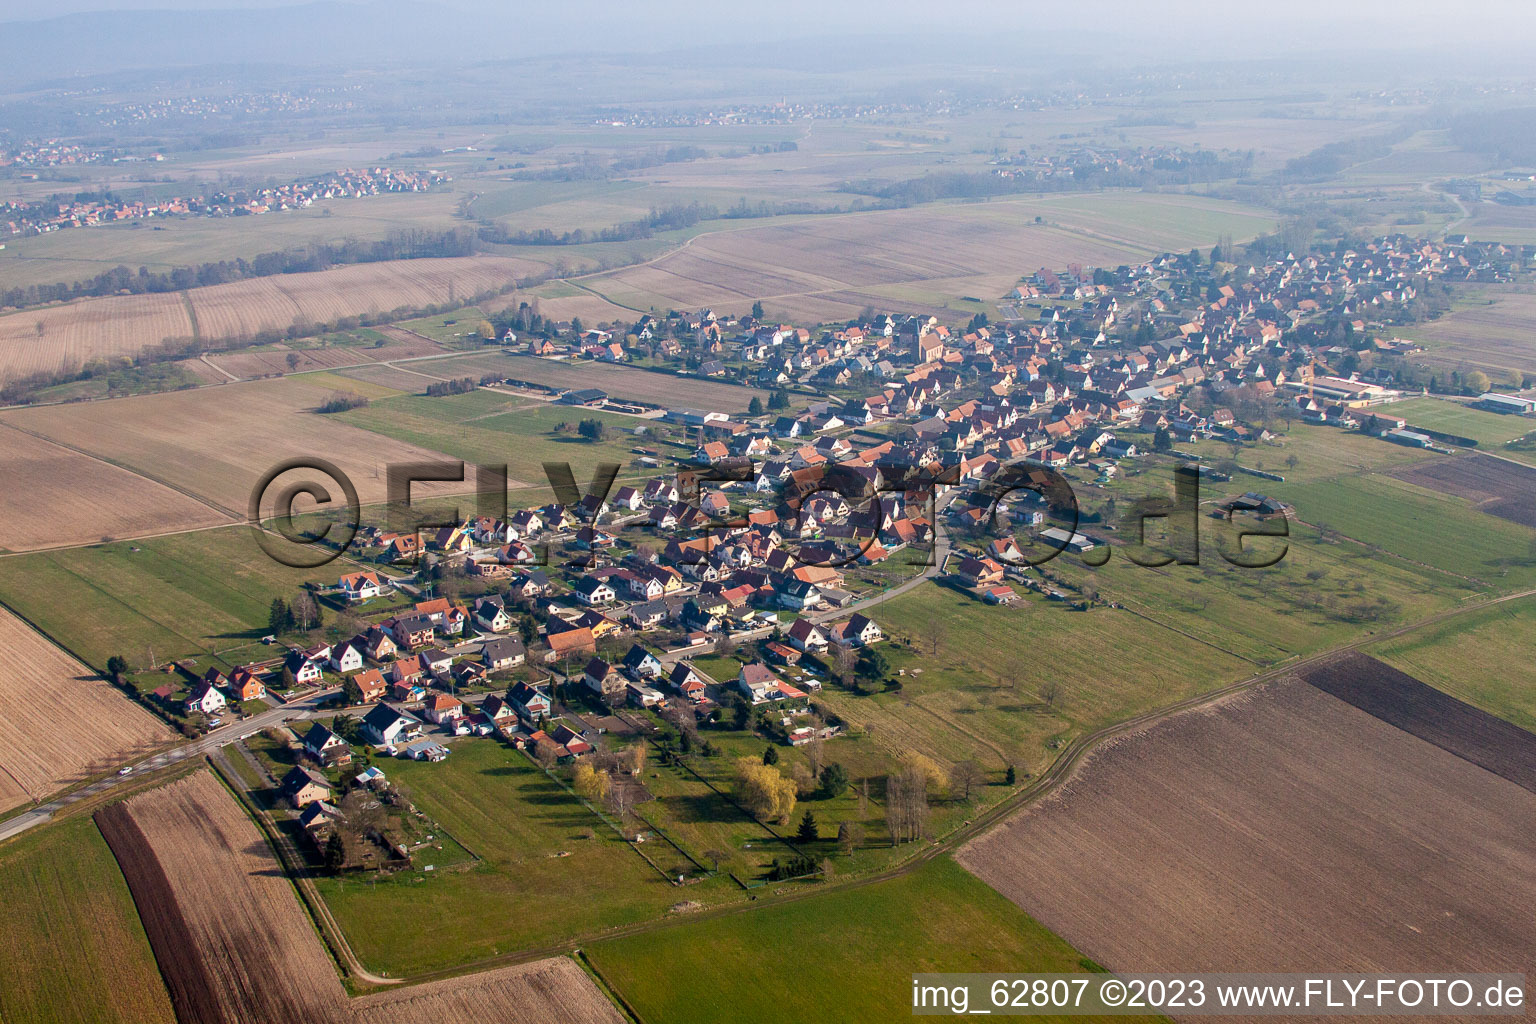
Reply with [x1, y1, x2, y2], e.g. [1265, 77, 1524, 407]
[0, 688, 340, 844]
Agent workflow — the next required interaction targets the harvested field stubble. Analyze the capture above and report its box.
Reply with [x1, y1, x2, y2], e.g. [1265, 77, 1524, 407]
[1392, 453, 1536, 529]
[957, 678, 1536, 1020]
[0, 606, 173, 812]
[349, 958, 627, 1024]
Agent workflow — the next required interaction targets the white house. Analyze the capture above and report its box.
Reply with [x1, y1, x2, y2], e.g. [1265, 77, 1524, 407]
[338, 571, 384, 602]
[183, 680, 227, 716]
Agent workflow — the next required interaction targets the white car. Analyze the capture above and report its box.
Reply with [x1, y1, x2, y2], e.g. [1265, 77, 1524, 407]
[117, 766, 134, 776]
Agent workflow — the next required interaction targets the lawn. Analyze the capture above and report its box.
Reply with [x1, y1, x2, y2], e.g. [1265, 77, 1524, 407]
[0, 527, 340, 671]
[588, 856, 1154, 1024]
[313, 740, 739, 975]
[0, 816, 174, 1024]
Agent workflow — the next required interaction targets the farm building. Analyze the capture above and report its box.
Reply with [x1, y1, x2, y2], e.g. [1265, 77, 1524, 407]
[1385, 428, 1433, 448]
[1039, 527, 1097, 553]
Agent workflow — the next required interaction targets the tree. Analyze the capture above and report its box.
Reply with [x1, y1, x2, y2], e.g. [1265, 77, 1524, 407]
[605, 778, 635, 822]
[578, 418, 608, 442]
[901, 752, 948, 798]
[292, 590, 323, 632]
[1153, 426, 1173, 453]
[476, 319, 496, 341]
[573, 762, 610, 804]
[884, 766, 929, 844]
[324, 831, 347, 873]
[105, 655, 129, 681]
[286, 352, 301, 372]
[762, 744, 779, 766]
[268, 597, 294, 634]
[627, 743, 647, 776]
[751, 300, 765, 320]
[819, 762, 849, 799]
[950, 761, 985, 802]
[748, 396, 764, 416]
[795, 809, 819, 843]
[1464, 370, 1491, 395]
[918, 622, 942, 657]
[855, 647, 889, 688]
[734, 758, 797, 823]
[1038, 678, 1062, 710]
[836, 820, 864, 856]
[1006, 764, 1017, 786]
[704, 848, 730, 871]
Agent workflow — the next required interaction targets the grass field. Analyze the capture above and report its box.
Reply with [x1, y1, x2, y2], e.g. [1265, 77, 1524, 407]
[846, 586, 1252, 778]
[337, 389, 658, 490]
[314, 741, 738, 976]
[0, 527, 340, 671]
[0, 815, 174, 1024]
[1383, 397, 1536, 448]
[588, 856, 1147, 1024]
[1369, 598, 1536, 732]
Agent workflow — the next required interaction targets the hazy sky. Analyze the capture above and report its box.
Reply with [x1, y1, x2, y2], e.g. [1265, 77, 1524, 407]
[4, 0, 1536, 66]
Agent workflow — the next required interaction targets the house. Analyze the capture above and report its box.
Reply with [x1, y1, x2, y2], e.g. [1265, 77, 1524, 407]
[550, 723, 593, 758]
[230, 666, 266, 701]
[620, 643, 664, 680]
[302, 723, 352, 765]
[330, 640, 365, 675]
[298, 800, 341, 841]
[735, 662, 785, 704]
[507, 681, 552, 723]
[362, 704, 424, 747]
[183, 678, 227, 716]
[825, 614, 883, 648]
[981, 584, 1019, 605]
[425, 693, 464, 725]
[473, 596, 513, 633]
[627, 681, 666, 708]
[284, 649, 324, 687]
[415, 598, 468, 636]
[338, 571, 384, 602]
[545, 626, 596, 662]
[388, 614, 435, 650]
[361, 627, 397, 662]
[280, 765, 332, 809]
[482, 636, 526, 672]
[351, 668, 386, 703]
[573, 576, 617, 606]
[582, 657, 627, 701]
[954, 555, 1005, 587]
[786, 618, 828, 652]
[669, 661, 707, 702]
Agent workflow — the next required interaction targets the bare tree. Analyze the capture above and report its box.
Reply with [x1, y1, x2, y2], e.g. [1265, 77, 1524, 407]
[918, 621, 943, 657]
[605, 778, 635, 823]
[1038, 678, 1063, 710]
[836, 820, 865, 856]
[950, 760, 985, 802]
[804, 735, 826, 779]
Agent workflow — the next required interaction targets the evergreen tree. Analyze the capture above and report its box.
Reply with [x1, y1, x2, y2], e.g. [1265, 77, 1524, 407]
[763, 744, 780, 766]
[269, 598, 292, 634]
[795, 809, 818, 844]
[749, 396, 764, 415]
[1006, 764, 1018, 786]
[819, 762, 849, 798]
[751, 300, 765, 320]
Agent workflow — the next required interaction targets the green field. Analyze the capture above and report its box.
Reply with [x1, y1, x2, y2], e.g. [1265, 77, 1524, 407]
[588, 856, 1152, 1024]
[314, 741, 740, 975]
[0, 527, 338, 671]
[1369, 598, 1536, 732]
[0, 816, 174, 1024]
[338, 390, 655, 490]
[1384, 397, 1536, 448]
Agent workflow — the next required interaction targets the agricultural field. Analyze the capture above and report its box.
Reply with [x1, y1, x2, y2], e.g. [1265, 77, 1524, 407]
[199, 328, 447, 380]
[1370, 599, 1536, 733]
[0, 375, 478, 516]
[0, 527, 342, 671]
[348, 957, 626, 1024]
[1301, 651, 1536, 793]
[313, 741, 736, 976]
[0, 606, 173, 812]
[1402, 286, 1536, 378]
[0, 290, 191, 383]
[0, 422, 230, 551]
[0, 815, 174, 1024]
[589, 857, 1150, 1024]
[583, 195, 1276, 322]
[474, 351, 776, 411]
[0, 255, 544, 383]
[845, 585, 1253, 778]
[957, 677, 1536, 984]
[335, 389, 655, 493]
[94, 771, 347, 1024]
[1391, 453, 1536, 528]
